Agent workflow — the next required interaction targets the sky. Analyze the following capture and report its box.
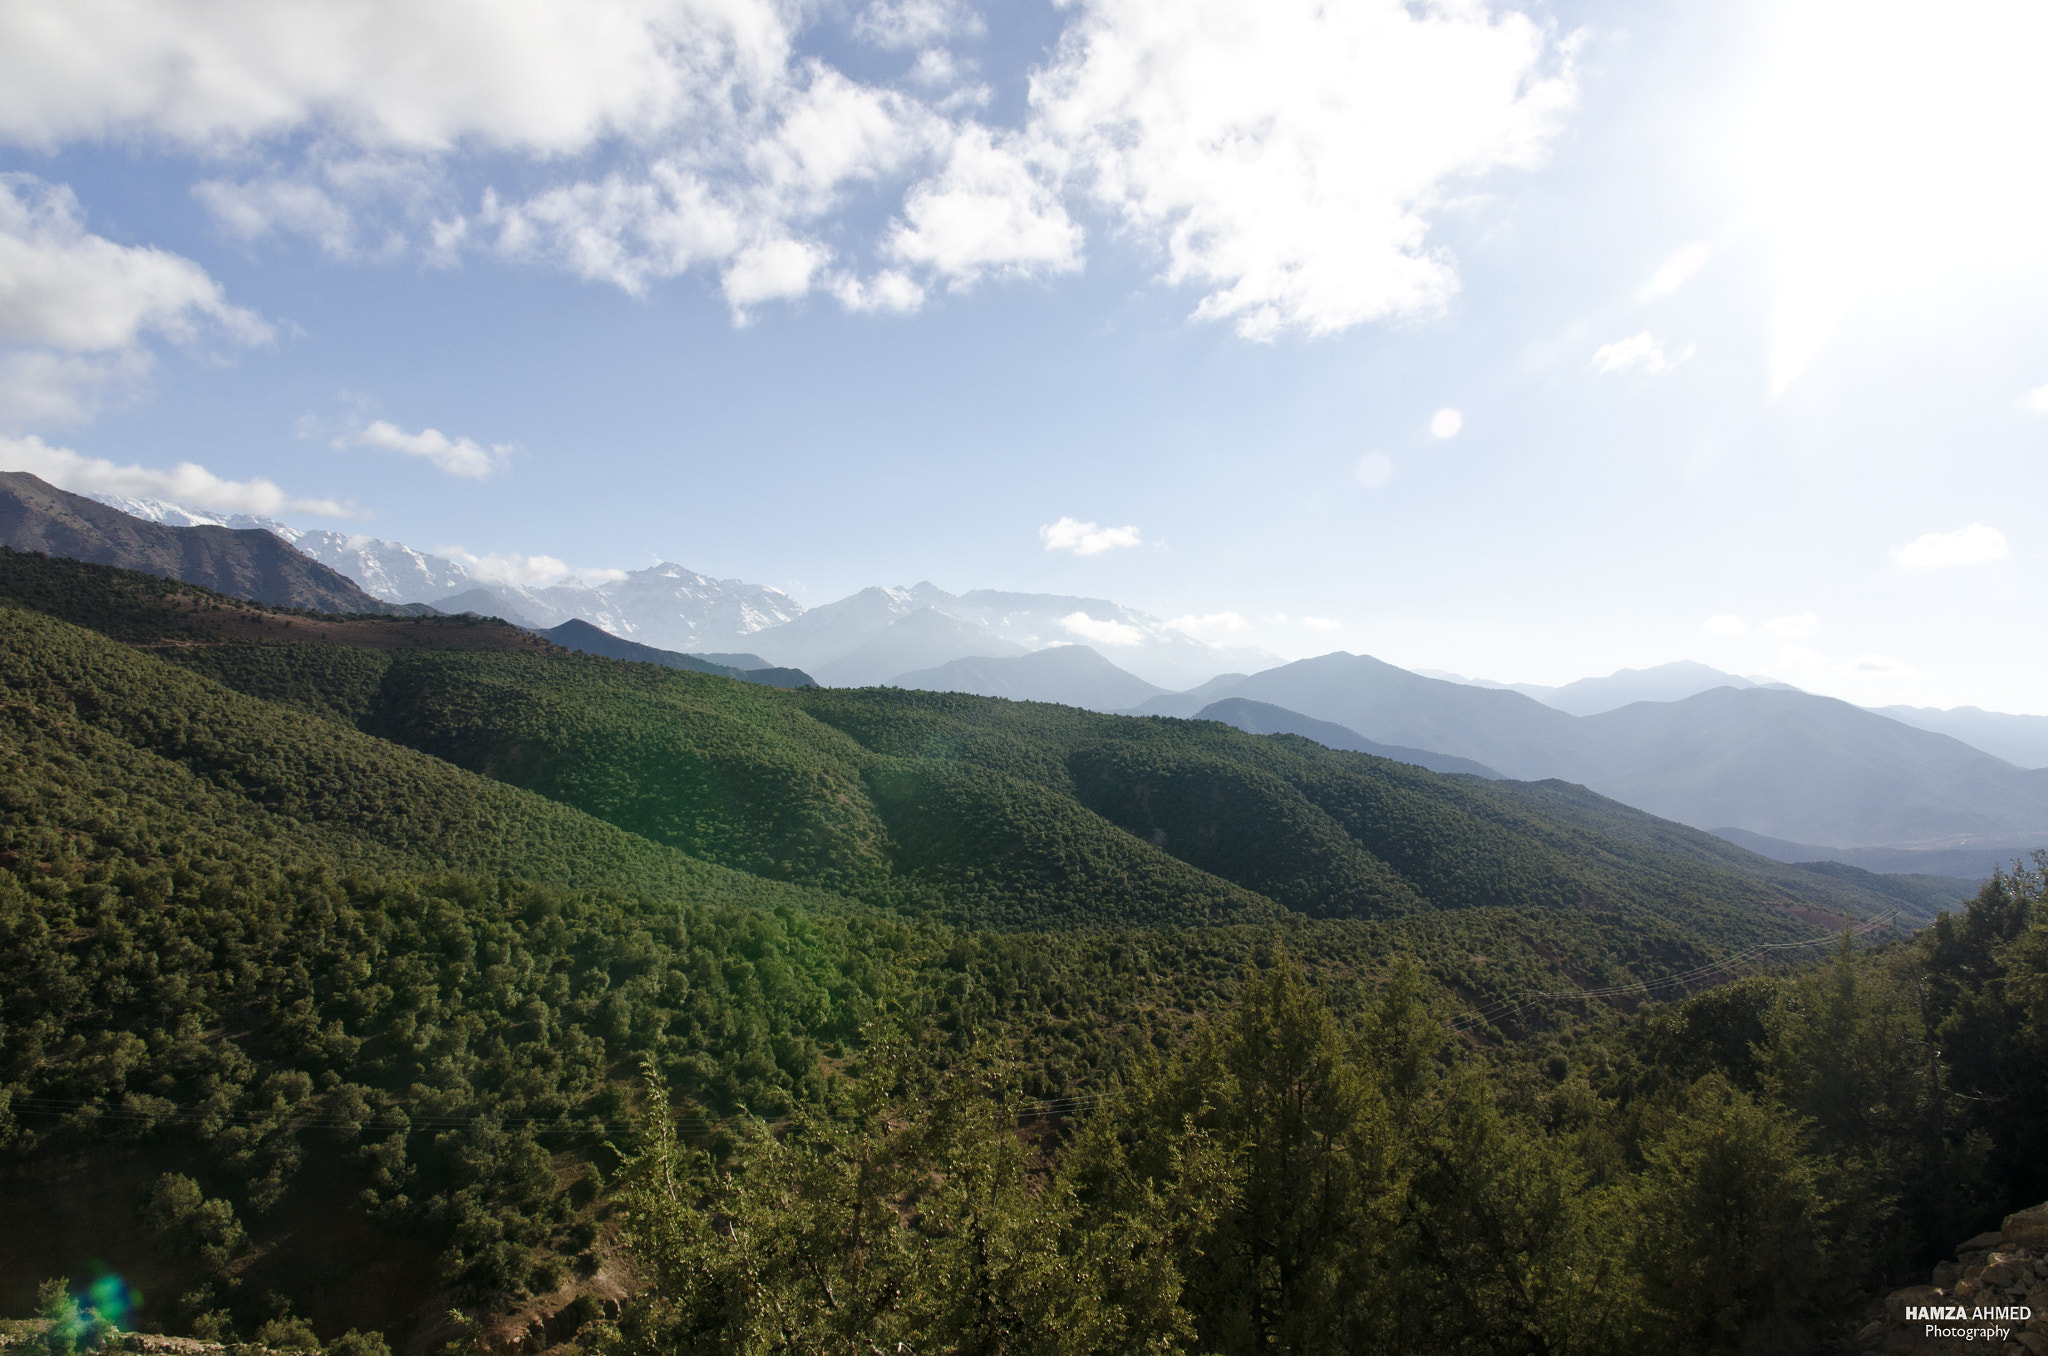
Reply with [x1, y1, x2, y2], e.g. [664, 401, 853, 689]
[1, 0, 2045, 712]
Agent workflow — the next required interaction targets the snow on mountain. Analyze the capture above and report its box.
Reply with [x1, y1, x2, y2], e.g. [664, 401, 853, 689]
[84, 496, 1267, 687]
[578, 563, 805, 651]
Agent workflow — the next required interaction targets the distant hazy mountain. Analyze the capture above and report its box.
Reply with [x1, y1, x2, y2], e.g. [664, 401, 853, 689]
[889, 645, 1168, 711]
[1709, 827, 2029, 881]
[748, 582, 1279, 690]
[1874, 704, 2048, 770]
[1574, 687, 2048, 847]
[1213, 653, 1594, 780]
[1194, 698, 1501, 777]
[1124, 673, 1256, 717]
[536, 618, 814, 688]
[809, 605, 1027, 687]
[8, 474, 398, 613]
[1540, 661, 1755, 716]
[937, 589, 1280, 690]
[1201, 652, 2048, 849]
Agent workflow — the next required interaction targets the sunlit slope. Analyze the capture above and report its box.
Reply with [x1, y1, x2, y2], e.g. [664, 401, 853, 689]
[0, 550, 1938, 937]
[158, 631, 1907, 940]
[0, 603, 833, 912]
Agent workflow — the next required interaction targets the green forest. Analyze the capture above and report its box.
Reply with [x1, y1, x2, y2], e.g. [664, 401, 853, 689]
[1, 549, 2040, 1355]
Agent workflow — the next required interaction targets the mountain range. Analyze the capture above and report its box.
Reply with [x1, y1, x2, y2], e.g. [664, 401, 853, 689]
[51, 479, 2048, 871]
[4, 474, 409, 614]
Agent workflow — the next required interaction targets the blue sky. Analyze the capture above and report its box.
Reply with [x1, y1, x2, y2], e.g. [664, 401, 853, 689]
[2, 0, 2045, 711]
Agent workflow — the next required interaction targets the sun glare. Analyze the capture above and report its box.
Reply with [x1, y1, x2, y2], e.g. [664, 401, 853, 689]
[1733, 0, 2048, 392]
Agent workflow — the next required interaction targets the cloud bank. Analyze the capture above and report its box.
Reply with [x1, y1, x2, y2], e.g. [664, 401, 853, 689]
[0, 0, 1576, 334]
[1892, 523, 2008, 569]
[0, 175, 270, 425]
[0, 434, 353, 517]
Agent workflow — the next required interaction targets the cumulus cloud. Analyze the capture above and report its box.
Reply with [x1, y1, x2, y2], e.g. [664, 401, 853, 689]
[0, 433, 354, 516]
[1764, 612, 1819, 639]
[1703, 614, 1746, 636]
[886, 125, 1080, 286]
[1846, 653, 1910, 676]
[1060, 611, 1144, 646]
[1892, 523, 2008, 569]
[0, 175, 270, 426]
[1040, 516, 1141, 555]
[0, 176, 268, 351]
[1590, 331, 1691, 376]
[2027, 383, 2048, 413]
[1163, 611, 1248, 636]
[334, 420, 509, 478]
[1303, 616, 1340, 631]
[0, 0, 1580, 334]
[1032, 0, 1576, 339]
[1355, 452, 1393, 488]
[1429, 409, 1463, 439]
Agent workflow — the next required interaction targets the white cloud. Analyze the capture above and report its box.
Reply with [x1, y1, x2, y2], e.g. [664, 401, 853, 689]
[478, 62, 940, 316]
[886, 125, 1081, 286]
[0, 348, 151, 428]
[1354, 452, 1393, 488]
[0, 0, 1584, 337]
[1590, 331, 1691, 376]
[827, 269, 926, 313]
[1060, 611, 1144, 646]
[1429, 408, 1463, 439]
[1764, 612, 1819, 639]
[0, 175, 269, 428]
[0, 433, 354, 516]
[1845, 653, 1910, 676]
[2027, 383, 2048, 413]
[334, 419, 509, 478]
[194, 175, 364, 258]
[1643, 241, 1711, 296]
[853, 0, 984, 51]
[1703, 614, 1746, 636]
[1892, 523, 2008, 569]
[721, 238, 828, 314]
[1040, 516, 1141, 555]
[1163, 611, 1248, 636]
[1032, 0, 1576, 339]
[1303, 616, 1340, 631]
[0, 0, 760, 154]
[0, 175, 270, 352]
[438, 548, 580, 588]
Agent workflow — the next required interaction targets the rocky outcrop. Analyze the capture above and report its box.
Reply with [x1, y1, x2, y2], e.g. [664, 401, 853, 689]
[1852, 1202, 2048, 1354]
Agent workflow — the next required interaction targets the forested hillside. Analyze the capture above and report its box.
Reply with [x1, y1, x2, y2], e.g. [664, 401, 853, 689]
[1, 551, 2034, 1356]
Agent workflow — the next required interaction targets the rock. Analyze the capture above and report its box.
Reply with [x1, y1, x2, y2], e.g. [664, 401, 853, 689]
[1965, 1231, 2010, 1254]
[2017, 1333, 2048, 1356]
[1886, 1286, 1946, 1322]
[1932, 1261, 1961, 1288]
[2007, 1204, 2048, 1249]
[1987, 1257, 2025, 1287]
